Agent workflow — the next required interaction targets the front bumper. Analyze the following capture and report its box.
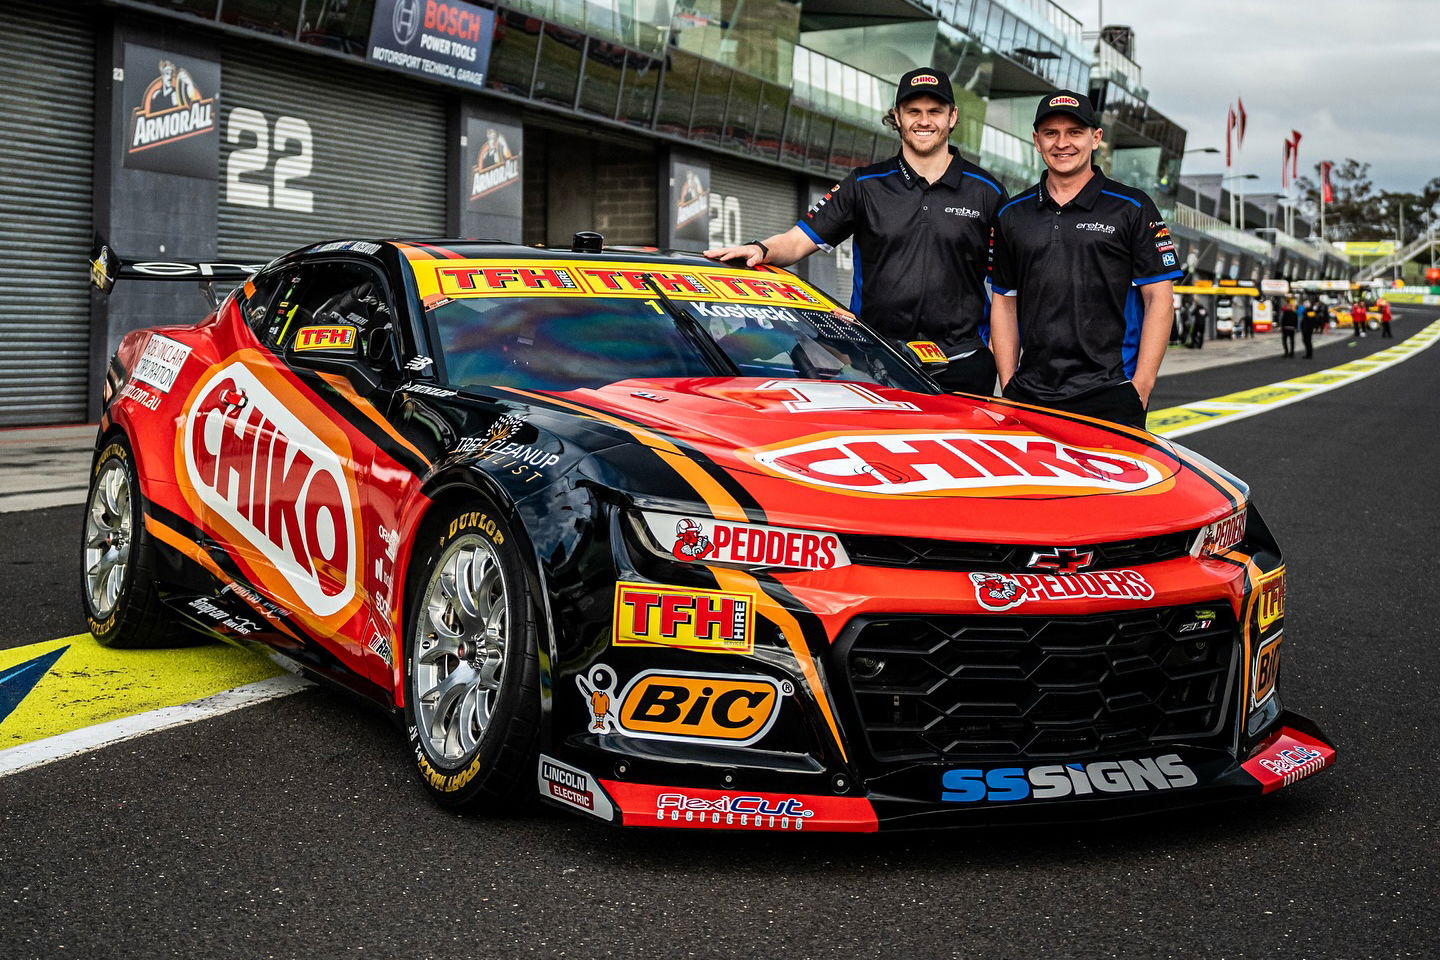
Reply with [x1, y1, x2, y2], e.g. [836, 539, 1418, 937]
[542, 716, 1334, 832]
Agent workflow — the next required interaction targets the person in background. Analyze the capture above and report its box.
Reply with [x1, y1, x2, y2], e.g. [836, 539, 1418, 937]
[1350, 298, 1367, 338]
[1239, 296, 1254, 338]
[1189, 301, 1207, 350]
[1279, 297, 1298, 357]
[1299, 297, 1320, 358]
[1378, 296, 1393, 338]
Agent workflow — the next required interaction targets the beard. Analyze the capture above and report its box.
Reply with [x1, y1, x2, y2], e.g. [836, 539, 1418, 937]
[899, 123, 953, 158]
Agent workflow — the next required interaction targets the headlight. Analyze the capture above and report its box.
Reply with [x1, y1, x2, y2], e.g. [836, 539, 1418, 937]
[1191, 505, 1247, 557]
[633, 510, 852, 572]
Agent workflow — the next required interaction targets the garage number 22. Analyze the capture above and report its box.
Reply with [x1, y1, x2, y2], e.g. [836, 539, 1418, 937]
[225, 107, 315, 213]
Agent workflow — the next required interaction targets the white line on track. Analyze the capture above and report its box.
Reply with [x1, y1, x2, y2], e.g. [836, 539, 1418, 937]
[0, 674, 309, 779]
[1152, 320, 1440, 437]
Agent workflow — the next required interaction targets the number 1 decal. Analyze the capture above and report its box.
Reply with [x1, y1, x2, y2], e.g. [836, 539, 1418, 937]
[756, 380, 920, 413]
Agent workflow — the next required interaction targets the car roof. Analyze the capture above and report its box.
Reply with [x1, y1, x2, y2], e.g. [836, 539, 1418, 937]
[298, 238, 740, 271]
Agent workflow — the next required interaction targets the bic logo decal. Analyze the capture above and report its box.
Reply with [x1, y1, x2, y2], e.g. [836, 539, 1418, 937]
[906, 341, 947, 363]
[612, 582, 755, 653]
[1256, 567, 1286, 631]
[1251, 632, 1283, 708]
[293, 325, 358, 352]
[747, 432, 1168, 497]
[183, 363, 356, 616]
[577, 666, 791, 746]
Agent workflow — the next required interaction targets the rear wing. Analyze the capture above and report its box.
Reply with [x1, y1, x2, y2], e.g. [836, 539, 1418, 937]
[90, 237, 268, 307]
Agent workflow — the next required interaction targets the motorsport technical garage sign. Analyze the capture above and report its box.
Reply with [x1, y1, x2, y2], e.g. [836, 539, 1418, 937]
[367, 0, 494, 91]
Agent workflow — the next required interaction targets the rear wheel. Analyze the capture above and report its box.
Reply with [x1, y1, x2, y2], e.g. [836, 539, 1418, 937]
[81, 438, 186, 648]
[404, 503, 539, 811]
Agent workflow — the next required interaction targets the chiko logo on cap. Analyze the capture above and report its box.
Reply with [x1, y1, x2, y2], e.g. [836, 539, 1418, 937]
[1049, 95, 1081, 108]
[910, 74, 940, 86]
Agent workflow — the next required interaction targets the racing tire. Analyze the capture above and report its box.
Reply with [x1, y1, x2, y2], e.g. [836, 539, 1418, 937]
[403, 501, 540, 812]
[81, 437, 187, 648]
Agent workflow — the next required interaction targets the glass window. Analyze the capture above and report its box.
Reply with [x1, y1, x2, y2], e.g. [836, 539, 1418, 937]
[807, 113, 834, 170]
[297, 0, 374, 56]
[753, 81, 788, 160]
[238, 267, 287, 334]
[220, 0, 303, 38]
[690, 58, 731, 143]
[655, 49, 699, 135]
[263, 261, 391, 351]
[579, 37, 625, 118]
[430, 297, 717, 391]
[619, 50, 662, 128]
[780, 104, 809, 167]
[534, 23, 586, 109]
[487, 10, 543, 97]
[826, 123, 853, 178]
[724, 72, 760, 151]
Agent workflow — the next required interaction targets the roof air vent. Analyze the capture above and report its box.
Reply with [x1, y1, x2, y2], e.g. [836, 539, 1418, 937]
[572, 231, 604, 253]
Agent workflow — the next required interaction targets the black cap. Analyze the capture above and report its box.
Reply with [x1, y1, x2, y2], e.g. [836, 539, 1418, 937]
[895, 68, 954, 107]
[1034, 90, 1099, 128]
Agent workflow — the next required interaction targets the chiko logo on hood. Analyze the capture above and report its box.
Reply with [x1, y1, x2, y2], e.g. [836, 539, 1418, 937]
[746, 432, 1168, 497]
[970, 570, 1154, 611]
[183, 363, 356, 615]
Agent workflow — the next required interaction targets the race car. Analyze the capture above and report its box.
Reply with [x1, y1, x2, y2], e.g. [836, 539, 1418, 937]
[82, 235, 1335, 832]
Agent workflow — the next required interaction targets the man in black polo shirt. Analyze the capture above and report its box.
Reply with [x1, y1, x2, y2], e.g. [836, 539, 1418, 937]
[703, 67, 1007, 396]
[989, 91, 1182, 429]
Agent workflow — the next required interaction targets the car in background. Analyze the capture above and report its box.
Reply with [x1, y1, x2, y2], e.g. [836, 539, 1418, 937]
[82, 235, 1335, 832]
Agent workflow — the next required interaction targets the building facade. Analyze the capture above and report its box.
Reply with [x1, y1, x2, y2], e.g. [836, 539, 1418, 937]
[0, 0, 1346, 426]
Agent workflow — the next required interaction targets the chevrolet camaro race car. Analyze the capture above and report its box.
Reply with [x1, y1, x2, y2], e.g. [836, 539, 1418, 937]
[82, 235, 1335, 832]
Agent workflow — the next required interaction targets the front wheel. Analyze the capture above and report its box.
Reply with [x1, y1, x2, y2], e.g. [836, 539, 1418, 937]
[404, 503, 540, 811]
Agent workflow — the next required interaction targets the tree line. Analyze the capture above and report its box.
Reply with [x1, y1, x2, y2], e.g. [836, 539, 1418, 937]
[1293, 160, 1439, 243]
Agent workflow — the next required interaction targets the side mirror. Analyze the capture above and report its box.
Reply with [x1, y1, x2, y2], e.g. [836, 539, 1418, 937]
[285, 322, 384, 395]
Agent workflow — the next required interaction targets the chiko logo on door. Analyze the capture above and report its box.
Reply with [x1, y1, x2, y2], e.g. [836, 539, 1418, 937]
[746, 432, 1168, 497]
[182, 363, 356, 615]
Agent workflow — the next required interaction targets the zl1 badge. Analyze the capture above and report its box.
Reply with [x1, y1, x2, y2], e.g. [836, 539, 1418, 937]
[612, 582, 755, 653]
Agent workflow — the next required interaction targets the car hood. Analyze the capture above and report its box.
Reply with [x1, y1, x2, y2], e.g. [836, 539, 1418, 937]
[554, 378, 1241, 544]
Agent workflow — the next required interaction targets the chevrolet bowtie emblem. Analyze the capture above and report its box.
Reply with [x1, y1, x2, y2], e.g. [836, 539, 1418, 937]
[1026, 547, 1095, 574]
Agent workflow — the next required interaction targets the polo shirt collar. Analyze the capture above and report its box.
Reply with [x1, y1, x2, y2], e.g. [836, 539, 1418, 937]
[896, 145, 962, 190]
[1036, 164, 1107, 210]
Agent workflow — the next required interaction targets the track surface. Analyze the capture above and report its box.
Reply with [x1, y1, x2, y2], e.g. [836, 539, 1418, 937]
[2, 310, 1436, 959]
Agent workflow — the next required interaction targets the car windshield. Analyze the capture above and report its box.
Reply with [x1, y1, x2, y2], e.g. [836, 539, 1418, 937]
[426, 294, 935, 393]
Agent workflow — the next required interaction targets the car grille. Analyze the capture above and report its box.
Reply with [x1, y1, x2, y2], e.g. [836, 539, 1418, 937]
[836, 606, 1235, 763]
[838, 531, 1196, 572]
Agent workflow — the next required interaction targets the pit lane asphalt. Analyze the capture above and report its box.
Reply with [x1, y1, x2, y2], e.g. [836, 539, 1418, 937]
[2, 309, 1436, 960]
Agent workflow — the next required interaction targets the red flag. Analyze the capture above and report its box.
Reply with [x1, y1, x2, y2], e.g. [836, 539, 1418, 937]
[1282, 139, 1292, 189]
[1226, 107, 1236, 167]
[1320, 161, 1334, 204]
[1236, 97, 1248, 148]
[1290, 130, 1302, 179]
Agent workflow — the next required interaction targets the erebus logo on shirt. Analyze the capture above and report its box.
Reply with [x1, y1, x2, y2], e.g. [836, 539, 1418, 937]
[183, 363, 356, 615]
[1075, 222, 1117, 233]
[944, 206, 982, 219]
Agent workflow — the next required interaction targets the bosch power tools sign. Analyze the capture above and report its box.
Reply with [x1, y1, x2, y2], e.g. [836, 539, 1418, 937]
[367, 0, 495, 92]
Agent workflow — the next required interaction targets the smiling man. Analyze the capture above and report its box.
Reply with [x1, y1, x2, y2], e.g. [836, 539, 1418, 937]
[704, 68, 1007, 396]
[989, 91, 1182, 429]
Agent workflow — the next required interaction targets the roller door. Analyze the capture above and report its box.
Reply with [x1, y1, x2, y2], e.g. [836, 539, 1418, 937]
[218, 44, 448, 263]
[0, 0, 94, 425]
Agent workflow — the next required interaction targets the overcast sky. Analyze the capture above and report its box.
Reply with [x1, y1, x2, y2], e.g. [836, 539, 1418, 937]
[1072, 1, 1439, 195]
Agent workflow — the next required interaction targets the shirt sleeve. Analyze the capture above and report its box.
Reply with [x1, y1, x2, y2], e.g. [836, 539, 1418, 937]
[1131, 195, 1184, 285]
[798, 173, 858, 251]
[989, 207, 1018, 297]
